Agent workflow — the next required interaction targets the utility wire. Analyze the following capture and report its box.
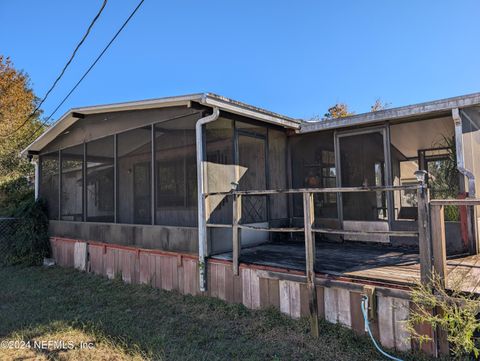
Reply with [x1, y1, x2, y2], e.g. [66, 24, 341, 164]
[22, 0, 146, 148]
[2, 0, 108, 138]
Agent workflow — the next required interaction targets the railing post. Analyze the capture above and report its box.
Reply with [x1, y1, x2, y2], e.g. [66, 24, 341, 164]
[430, 203, 449, 356]
[232, 193, 242, 276]
[430, 204, 447, 286]
[417, 182, 432, 285]
[303, 192, 319, 337]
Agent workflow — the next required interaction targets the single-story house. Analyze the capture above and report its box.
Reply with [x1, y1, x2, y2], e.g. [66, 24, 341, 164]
[22, 92, 480, 356]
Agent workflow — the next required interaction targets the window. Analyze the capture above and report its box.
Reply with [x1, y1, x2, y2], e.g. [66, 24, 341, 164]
[117, 127, 152, 224]
[86, 136, 114, 222]
[60, 145, 83, 221]
[39, 152, 59, 220]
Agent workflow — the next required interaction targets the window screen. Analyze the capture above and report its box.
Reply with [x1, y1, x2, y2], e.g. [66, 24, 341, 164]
[290, 131, 338, 219]
[60, 145, 84, 221]
[39, 152, 60, 220]
[205, 118, 234, 224]
[117, 126, 151, 224]
[155, 117, 197, 226]
[86, 136, 114, 222]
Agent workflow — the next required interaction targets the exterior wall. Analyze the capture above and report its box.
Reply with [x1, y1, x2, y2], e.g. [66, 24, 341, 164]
[49, 221, 198, 253]
[50, 236, 436, 357]
[41, 109, 289, 254]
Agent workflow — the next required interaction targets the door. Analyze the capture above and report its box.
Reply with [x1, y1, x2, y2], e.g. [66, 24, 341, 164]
[237, 131, 269, 245]
[336, 128, 390, 242]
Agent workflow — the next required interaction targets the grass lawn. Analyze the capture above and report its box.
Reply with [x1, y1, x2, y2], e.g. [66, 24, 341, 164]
[0, 265, 431, 360]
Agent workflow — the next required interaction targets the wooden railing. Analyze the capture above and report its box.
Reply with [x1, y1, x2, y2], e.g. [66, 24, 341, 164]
[205, 183, 430, 336]
[429, 198, 480, 288]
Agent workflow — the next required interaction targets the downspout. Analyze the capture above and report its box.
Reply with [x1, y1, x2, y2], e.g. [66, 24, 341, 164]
[34, 157, 39, 200]
[196, 106, 220, 292]
[452, 108, 475, 197]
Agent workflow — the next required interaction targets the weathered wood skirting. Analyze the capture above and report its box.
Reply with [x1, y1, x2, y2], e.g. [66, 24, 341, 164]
[50, 237, 436, 356]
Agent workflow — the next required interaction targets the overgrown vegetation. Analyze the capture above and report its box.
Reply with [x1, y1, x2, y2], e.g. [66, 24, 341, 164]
[430, 135, 460, 221]
[0, 55, 43, 184]
[0, 265, 430, 361]
[407, 273, 480, 359]
[0, 198, 50, 266]
[0, 176, 34, 216]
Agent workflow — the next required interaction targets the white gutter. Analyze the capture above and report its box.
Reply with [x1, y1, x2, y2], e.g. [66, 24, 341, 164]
[196, 107, 220, 292]
[452, 108, 475, 197]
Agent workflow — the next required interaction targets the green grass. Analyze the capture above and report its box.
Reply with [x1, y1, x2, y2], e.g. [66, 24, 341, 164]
[0, 265, 432, 360]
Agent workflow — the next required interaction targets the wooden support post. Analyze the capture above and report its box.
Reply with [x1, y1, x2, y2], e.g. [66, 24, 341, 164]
[303, 192, 319, 337]
[430, 204, 449, 356]
[467, 205, 478, 255]
[232, 194, 242, 276]
[417, 185, 432, 284]
[430, 204, 447, 286]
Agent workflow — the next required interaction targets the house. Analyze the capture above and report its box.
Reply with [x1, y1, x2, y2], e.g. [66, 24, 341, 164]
[22, 92, 480, 356]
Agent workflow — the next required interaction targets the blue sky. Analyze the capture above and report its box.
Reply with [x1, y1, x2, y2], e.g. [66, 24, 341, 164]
[1, 0, 479, 121]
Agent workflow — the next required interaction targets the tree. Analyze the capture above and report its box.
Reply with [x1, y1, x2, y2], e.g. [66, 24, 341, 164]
[0, 55, 42, 184]
[370, 98, 391, 112]
[323, 103, 355, 120]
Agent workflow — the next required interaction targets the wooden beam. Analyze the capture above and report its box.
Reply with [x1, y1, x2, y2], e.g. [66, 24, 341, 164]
[430, 204, 447, 286]
[232, 194, 242, 276]
[303, 192, 319, 337]
[71, 112, 85, 119]
[417, 186, 432, 284]
[430, 198, 480, 206]
[429, 204, 449, 356]
[206, 184, 419, 197]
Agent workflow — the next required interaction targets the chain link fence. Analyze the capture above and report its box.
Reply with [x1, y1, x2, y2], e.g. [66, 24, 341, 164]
[0, 217, 19, 242]
[0, 217, 20, 264]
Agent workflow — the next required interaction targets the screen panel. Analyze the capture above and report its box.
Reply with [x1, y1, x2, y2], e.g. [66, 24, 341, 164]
[117, 126, 152, 224]
[86, 136, 114, 222]
[60, 145, 84, 221]
[39, 152, 60, 220]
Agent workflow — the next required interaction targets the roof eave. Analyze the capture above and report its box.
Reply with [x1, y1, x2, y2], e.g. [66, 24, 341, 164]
[21, 92, 301, 157]
[201, 94, 301, 129]
[300, 92, 480, 133]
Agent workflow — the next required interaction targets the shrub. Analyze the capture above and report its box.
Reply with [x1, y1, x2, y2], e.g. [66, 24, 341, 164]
[0, 197, 50, 266]
[0, 176, 33, 216]
[406, 273, 480, 358]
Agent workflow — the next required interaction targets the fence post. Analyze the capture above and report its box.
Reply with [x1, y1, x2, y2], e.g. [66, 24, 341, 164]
[303, 192, 319, 337]
[232, 194, 242, 276]
[417, 182, 432, 285]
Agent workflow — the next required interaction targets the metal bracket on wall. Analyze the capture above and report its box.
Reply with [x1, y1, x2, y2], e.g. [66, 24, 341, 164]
[362, 285, 377, 321]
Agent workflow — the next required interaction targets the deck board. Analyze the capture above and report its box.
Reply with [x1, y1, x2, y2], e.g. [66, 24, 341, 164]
[212, 241, 480, 293]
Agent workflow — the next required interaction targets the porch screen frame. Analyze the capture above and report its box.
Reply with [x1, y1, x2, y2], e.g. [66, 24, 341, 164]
[234, 127, 270, 225]
[333, 125, 394, 228]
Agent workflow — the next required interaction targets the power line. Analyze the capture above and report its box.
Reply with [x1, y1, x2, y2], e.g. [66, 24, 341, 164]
[2, 0, 108, 139]
[22, 0, 146, 149]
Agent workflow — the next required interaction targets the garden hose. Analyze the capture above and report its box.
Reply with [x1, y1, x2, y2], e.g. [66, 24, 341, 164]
[361, 294, 404, 361]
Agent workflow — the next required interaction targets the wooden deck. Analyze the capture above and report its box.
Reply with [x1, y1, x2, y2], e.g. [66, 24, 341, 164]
[212, 241, 480, 293]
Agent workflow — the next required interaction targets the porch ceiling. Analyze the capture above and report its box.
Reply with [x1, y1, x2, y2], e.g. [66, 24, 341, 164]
[390, 116, 454, 158]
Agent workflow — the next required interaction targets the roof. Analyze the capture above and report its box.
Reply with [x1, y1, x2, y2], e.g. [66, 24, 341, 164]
[22, 91, 480, 156]
[22, 92, 302, 156]
[300, 92, 480, 133]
